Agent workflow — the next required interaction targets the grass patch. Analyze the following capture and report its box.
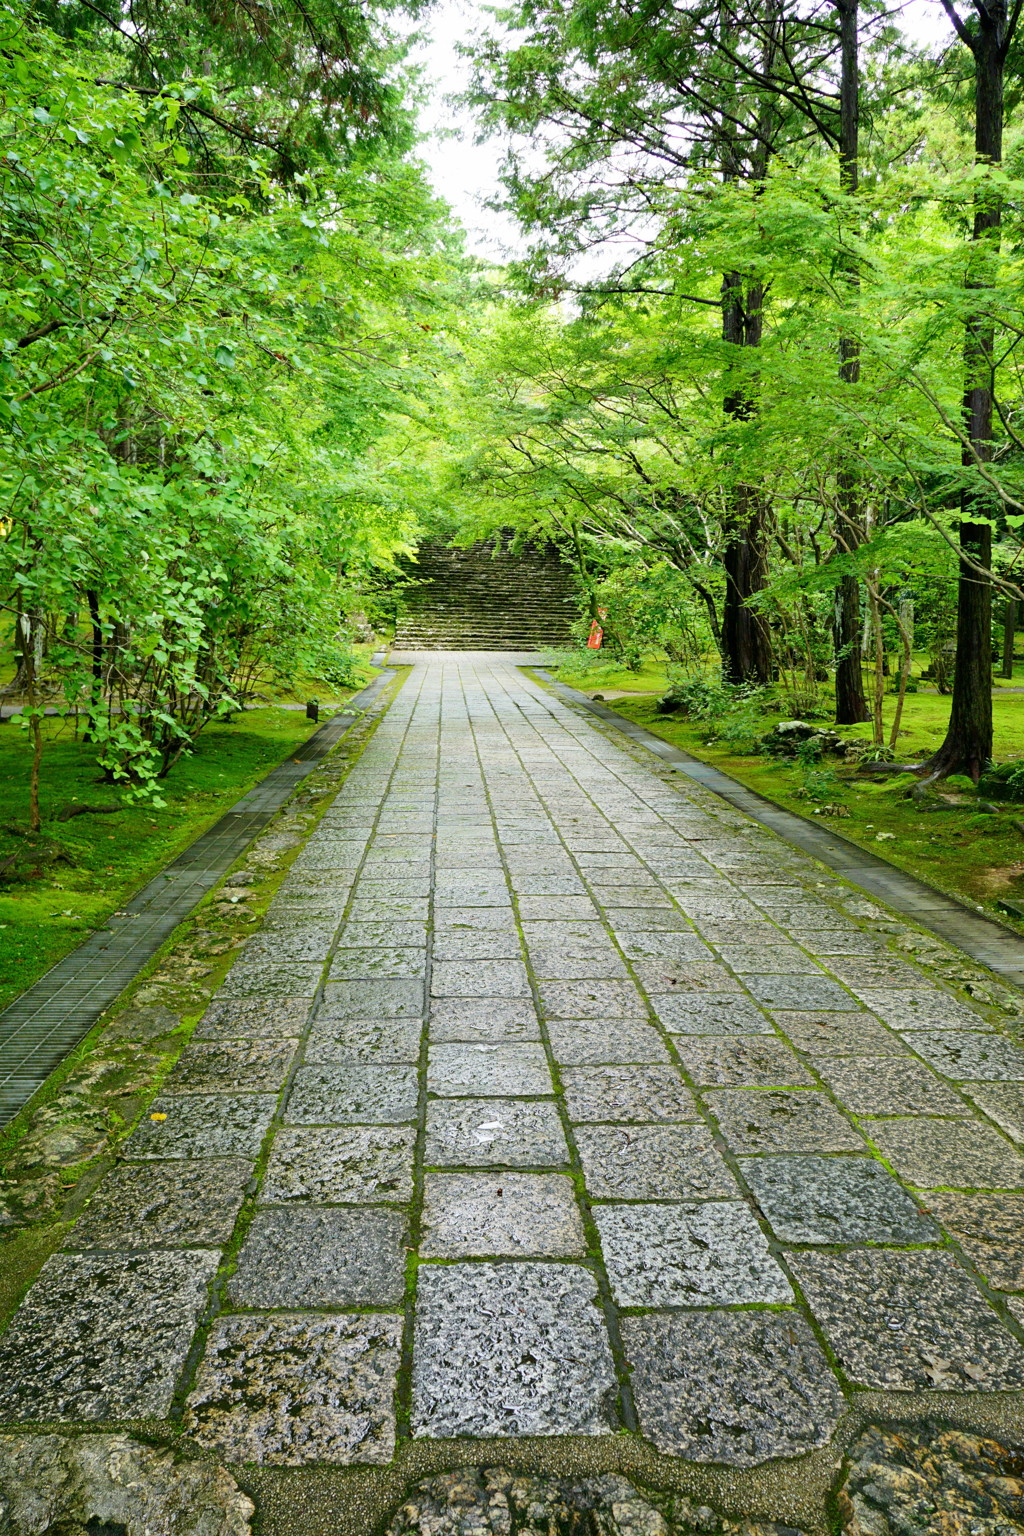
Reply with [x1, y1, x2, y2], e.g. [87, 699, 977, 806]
[602, 692, 1024, 925]
[0, 671, 378, 1013]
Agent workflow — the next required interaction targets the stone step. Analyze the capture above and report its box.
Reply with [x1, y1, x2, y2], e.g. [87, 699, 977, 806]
[393, 538, 578, 652]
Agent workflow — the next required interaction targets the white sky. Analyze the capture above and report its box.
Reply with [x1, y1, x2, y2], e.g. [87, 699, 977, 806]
[410, 0, 957, 261]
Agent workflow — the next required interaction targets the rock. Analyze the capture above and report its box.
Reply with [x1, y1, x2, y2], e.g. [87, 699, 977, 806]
[384, 1469, 810, 1536]
[760, 722, 848, 758]
[838, 1422, 1024, 1536]
[101, 1006, 181, 1044]
[0, 1432, 253, 1535]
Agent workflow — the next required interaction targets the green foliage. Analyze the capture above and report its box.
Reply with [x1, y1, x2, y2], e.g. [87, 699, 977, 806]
[977, 762, 1024, 800]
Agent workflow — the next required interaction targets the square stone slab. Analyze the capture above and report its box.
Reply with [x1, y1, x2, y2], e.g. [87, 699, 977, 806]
[854, 989, 992, 1032]
[771, 1010, 907, 1057]
[742, 1154, 938, 1244]
[923, 1191, 1024, 1290]
[320, 979, 424, 1018]
[163, 1040, 296, 1095]
[617, 934, 713, 962]
[826, 956, 927, 989]
[431, 960, 531, 999]
[786, 929, 884, 955]
[606, 907, 688, 931]
[519, 896, 603, 922]
[713, 944, 822, 976]
[962, 1082, 1024, 1141]
[337, 921, 429, 949]
[261, 1126, 416, 1203]
[329, 947, 427, 980]
[632, 961, 742, 995]
[512, 874, 588, 896]
[0, 1250, 218, 1421]
[286, 1065, 418, 1124]
[425, 1100, 568, 1167]
[792, 1249, 1024, 1389]
[429, 999, 542, 1042]
[411, 1262, 617, 1438]
[427, 1042, 552, 1096]
[421, 1172, 587, 1258]
[595, 1201, 791, 1308]
[539, 981, 647, 1019]
[576, 1123, 735, 1199]
[184, 1313, 401, 1465]
[817, 1059, 968, 1117]
[744, 975, 854, 1011]
[546, 1020, 670, 1065]
[195, 998, 310, 1040]
[675, 1037, 814, 1088]
[68, 1160, 251, 1249]
[433, 931, 525, 962]
[562, 1065, 698, 1123]
[623, 1311, 843, 1467]
[655, 995, 774, 1035]
[706, 1090, 864, 1155]
[350, 898, 430, 923]
[220, 962, 323, 999]
[228, 1207, 407, 1307]
[904, 1032, 1024, 1081]
[240, 929, 337, 966]
[125, 1093, 278, 1159]
[436, 907, 517, 932]
[527, 948, 629, 980]
[868, 1118, 1024, 1189]
[304, 1018, 422, 1065]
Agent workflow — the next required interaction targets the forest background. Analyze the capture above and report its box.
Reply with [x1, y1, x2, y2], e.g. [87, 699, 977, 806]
[5, 0, 1024, 985]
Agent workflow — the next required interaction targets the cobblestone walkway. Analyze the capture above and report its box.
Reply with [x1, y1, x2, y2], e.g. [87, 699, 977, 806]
[3, 657, 1024, 1481]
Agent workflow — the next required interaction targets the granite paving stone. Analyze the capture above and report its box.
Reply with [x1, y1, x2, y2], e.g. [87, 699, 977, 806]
[867, 1117, 1024, 1189]
[184, 1314, 402, 1465]
[962, 1082, 1024, 1141]
[411, 1263, 617, 1438]
[561, 1064, 699, 1123]
[595, 1201, 792, 1307]
[539, 980, 648, 1019]
[241, 929, 338, 965]
[742, 1154, 938, 1244]
[428, 998, 542, 1042]
[432, 930, 525, 961]
[0, 1251, 219, 1421]
[426, 1042, 552, 1096]
[705, 1089, 865, 1154]
[792, 1249, 1024, 1389]
[675, 1036, 815, 1088]
[527, 948, 629, 979]
[816, 1058, 968, 1117]
[125, 1092, 277, 1158]
[286, 1065, 419, 1124]
[576, 1122, 735, 1198]
[855, 988, 993, 1031]
[228, 1207, 407, 1307]
[425, 1099, 568, 1166]
[303, 1019, 422, 1064]
[632, 961, 743, 994]
[903, 1031, 1024, 1081]
[771, 1010, 908, 1057]
[420, 1172, 587, 1257]
[337, 921, 429, 948]
[261, 1126, 416, 1203]
[320, 979, 424, 1017]
[714, 944, 823, 975]
[743, 975, 855, 1011]
[922, 1192, 1024, 1289]
[68, 1159, 251, 1248]
[616, 933, 713, 962]
[162, 1039, 296, 1094]
[329, 947, 427, 979]
[194, 997, 310, 1041]
[785, 928, 885, 955]
[219, 962, 323, 998]
[623, 1311, 843, 1466]
[546, 1019, 670, 1064]
[431, 959, 531, 998]
[654, 994, 775, 1035]
[605, 906, 688, 931]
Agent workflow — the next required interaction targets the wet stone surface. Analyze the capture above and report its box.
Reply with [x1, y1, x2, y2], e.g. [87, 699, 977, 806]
[838, 1422, 1024, 1536]
[6, 655, 1024, 1486]
[185, 1313, 401, 1465]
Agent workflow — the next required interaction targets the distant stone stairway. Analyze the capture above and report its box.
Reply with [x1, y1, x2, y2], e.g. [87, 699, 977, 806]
[392, 539, 579, 651]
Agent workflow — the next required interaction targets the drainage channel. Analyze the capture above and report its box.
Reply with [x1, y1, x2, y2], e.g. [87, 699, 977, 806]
[0, 672, 395, 1126]
[537, 672, 1024, 993]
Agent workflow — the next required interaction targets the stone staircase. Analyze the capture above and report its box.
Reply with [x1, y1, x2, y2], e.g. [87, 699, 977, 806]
[392, 539, 579, 651]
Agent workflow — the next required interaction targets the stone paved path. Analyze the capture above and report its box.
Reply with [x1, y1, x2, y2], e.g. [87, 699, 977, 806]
[3, 657, 1024, 1481]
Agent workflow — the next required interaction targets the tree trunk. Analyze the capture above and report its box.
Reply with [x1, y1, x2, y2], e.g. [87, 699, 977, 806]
[721, 273, 772, 685]
[832, 0, 871, 726]
[1002, 596, 1015, 678]
[925, 0, 1007, 779]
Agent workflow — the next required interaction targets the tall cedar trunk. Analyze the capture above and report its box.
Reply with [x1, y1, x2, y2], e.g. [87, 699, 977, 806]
[1002, 597, 1016, 677]
[833, 0, 871, 724]
[721, 280, 773, 686]
[926, 0, 1008, 779]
